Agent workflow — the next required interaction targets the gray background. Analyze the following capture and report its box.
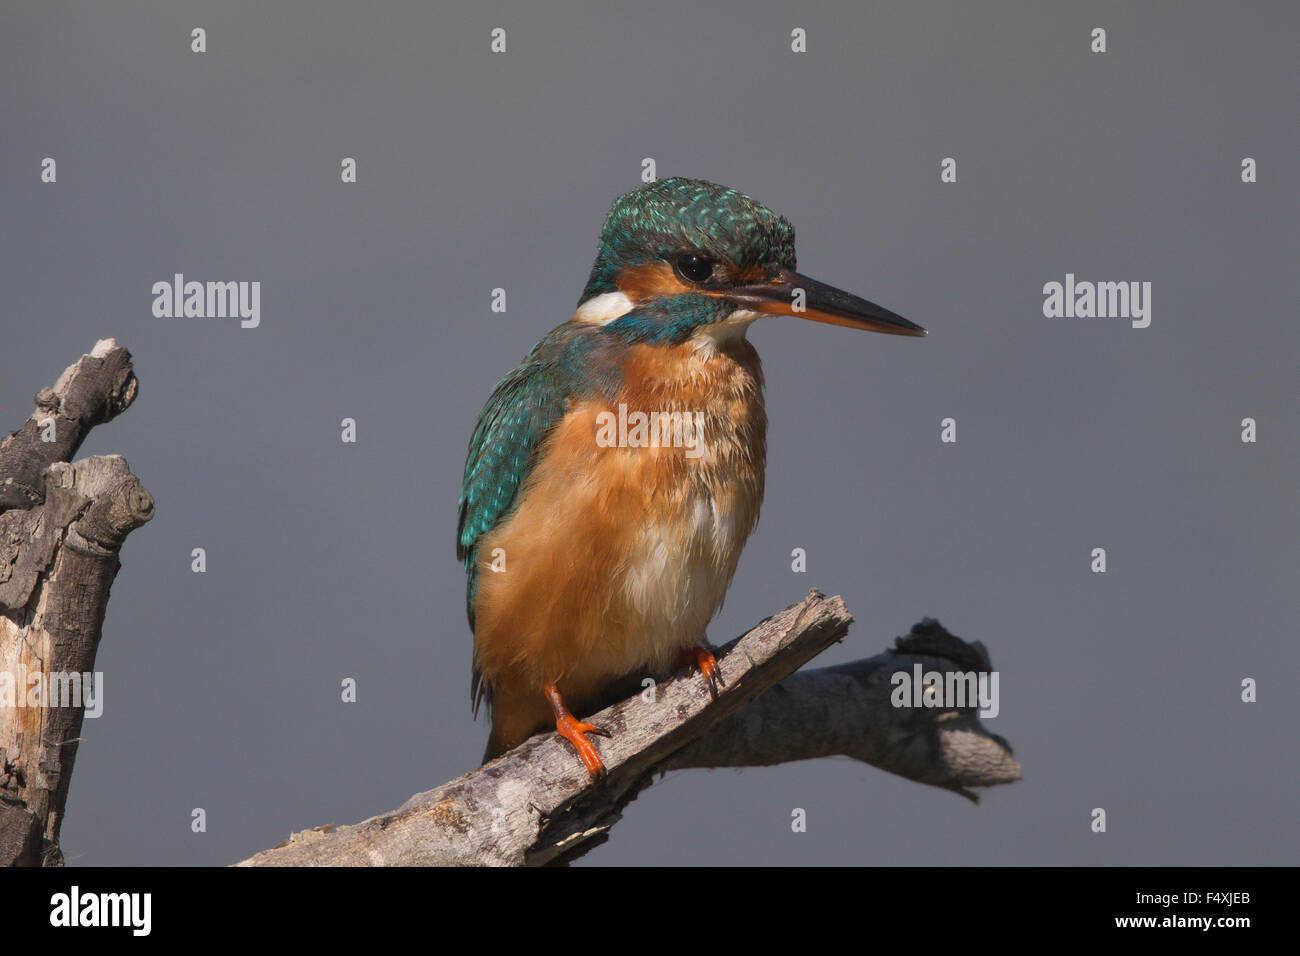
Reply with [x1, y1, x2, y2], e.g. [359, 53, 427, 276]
[2, 1, 1296, 866]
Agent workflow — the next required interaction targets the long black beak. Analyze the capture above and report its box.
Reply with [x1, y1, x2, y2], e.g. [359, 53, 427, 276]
[726, 267, 926, 336]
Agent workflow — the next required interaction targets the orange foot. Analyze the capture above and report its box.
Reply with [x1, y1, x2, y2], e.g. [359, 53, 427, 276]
[681, 645, 725, 700]
[543, 683, 610, 780]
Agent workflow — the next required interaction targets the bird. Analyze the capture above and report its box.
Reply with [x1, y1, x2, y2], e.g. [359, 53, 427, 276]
[457, 177, 925, 778]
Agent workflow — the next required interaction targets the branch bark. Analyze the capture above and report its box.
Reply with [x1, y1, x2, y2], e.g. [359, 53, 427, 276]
[237, 593, 1019, 867]
[0, 339, 138, 512]
[0, 340, 153, 866]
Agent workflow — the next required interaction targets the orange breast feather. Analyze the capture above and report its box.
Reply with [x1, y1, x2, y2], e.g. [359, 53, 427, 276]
[471, 335, 766, 725]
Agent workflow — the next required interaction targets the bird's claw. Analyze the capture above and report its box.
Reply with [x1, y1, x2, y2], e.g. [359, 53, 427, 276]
[555, 714, 609, 780]
[683, 645, 725, 700]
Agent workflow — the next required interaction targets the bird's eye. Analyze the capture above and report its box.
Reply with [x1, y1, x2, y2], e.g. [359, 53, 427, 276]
[674, 254, 714, 283]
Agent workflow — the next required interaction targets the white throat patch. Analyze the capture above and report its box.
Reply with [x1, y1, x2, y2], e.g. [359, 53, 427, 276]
[691, 309, 760, 353]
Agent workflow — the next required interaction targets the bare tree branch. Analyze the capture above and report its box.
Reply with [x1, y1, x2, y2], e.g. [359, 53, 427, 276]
[0, 338, 138, 512]
[0, 340, 153, 866]
[237, 594, 1019, 867]
[662, 620, 1018, 801]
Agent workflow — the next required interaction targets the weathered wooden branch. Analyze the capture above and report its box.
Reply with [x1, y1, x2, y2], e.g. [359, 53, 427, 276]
[0, 339, 138, 512]
[0, 340, 153, 866]
[661, 618, 1018, 800]
[238, 592, 1019, 867]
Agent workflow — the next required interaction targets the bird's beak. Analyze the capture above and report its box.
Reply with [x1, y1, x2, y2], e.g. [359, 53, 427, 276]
[727, 267, 926, 336]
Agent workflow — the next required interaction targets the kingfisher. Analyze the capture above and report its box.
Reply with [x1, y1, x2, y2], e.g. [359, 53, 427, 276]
[458, 177, 925, 778]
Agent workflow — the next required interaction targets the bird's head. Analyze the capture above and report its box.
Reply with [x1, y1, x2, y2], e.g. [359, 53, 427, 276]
[575, 177, 925, 343]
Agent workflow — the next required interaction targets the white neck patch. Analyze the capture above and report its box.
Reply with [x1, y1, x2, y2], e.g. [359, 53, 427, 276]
[572, 291, 634, 325]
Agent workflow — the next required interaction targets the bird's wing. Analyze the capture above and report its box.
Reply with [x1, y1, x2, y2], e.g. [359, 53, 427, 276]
[458, 323, 621, 713]
[457, 339, 578, 713]
[457, 360, 569, 591]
